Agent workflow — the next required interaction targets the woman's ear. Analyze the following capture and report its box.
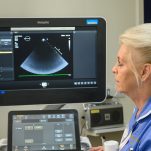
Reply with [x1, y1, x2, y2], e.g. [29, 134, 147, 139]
[140, 64, 151, 82]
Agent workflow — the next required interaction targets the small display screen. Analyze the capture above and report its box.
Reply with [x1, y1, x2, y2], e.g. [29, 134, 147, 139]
[12, 113, 76, 150]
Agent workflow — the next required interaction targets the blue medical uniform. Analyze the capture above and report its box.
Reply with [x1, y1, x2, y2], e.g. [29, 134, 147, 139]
[120, 97, 151, 151]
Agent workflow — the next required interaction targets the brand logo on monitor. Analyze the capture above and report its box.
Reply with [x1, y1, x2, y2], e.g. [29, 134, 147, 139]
[37, 20, 50, 25]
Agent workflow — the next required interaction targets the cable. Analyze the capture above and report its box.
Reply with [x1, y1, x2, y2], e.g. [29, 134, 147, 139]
[100, 136, 106, 146]
[106, 88, 113, 99]
[80, 116, 86, 135]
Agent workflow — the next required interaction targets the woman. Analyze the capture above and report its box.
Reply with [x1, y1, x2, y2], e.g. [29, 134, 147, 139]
[90, 23, 151, 151]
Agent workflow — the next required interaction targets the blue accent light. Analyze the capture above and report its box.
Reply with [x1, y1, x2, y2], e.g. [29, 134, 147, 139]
[0, 90, 6, 95]
[86, 19, 99, 25]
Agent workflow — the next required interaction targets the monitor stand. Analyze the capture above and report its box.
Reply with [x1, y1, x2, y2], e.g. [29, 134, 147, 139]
[43, 104, 65, 110]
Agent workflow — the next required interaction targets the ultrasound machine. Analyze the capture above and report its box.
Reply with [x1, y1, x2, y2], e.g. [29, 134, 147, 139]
[7, 110, 81, 151]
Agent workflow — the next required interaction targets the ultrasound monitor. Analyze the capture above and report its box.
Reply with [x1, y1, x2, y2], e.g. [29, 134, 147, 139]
[8, 109, 81, 151]
[0, 18, 106, 105]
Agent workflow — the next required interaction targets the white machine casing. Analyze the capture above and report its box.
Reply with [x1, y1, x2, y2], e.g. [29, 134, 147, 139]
[85, 102, 124, 130]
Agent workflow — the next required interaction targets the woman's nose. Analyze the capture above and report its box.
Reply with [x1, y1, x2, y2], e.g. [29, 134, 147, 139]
[112, 65, 117, 74]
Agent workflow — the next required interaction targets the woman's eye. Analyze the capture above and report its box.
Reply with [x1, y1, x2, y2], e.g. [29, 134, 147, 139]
[117, 62, 123, 66]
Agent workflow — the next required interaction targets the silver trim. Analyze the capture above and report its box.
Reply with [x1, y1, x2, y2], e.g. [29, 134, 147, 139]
[11, 27, 75, 31]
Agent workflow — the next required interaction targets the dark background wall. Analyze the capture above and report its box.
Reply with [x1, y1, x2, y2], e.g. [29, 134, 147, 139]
[144, 0, 151, 23]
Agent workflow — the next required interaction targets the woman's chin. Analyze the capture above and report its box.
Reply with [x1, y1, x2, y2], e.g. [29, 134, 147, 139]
[115, 87, 124, 93]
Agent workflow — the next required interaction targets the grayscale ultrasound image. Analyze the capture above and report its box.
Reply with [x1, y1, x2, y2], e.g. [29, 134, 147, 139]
[20, 39, 69, 74]
[13, 32, 73, 80]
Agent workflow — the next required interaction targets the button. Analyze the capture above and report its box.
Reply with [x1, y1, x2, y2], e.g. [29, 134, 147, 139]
[40, 82, 49, 88]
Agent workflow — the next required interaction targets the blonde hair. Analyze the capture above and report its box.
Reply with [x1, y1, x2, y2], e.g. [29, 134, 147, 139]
[120, 23, 151, 85]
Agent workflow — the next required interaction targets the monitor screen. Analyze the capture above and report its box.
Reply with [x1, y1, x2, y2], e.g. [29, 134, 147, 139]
[0, 18, 106, 105]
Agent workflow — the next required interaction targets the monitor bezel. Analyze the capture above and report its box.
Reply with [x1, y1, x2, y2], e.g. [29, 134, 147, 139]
[0, 17, 106, 105]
